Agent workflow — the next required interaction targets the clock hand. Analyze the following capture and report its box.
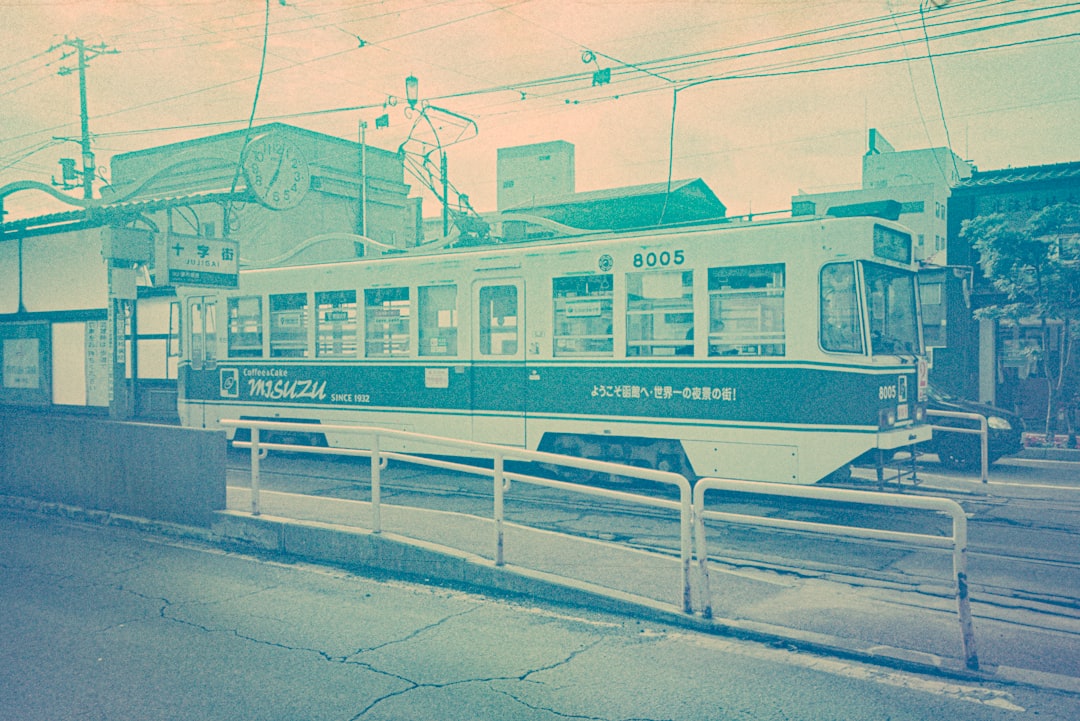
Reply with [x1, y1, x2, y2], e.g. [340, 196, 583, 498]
[267, 152, 285, 189]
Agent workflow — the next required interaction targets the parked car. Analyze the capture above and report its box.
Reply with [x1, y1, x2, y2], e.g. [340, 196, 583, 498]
[923, 385, 1024, 470]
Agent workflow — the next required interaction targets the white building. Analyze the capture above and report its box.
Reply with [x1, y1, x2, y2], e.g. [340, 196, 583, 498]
[791, 129, 972, 264]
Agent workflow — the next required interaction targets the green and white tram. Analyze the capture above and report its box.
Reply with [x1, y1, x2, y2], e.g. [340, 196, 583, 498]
[178, 213, 931, 484]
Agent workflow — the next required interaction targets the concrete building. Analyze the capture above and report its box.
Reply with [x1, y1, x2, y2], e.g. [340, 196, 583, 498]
[496, 140, 575, 211]
[792, 129, 972, 264]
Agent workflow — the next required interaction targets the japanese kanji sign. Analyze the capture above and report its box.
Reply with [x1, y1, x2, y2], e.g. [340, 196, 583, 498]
[166, 235, 239, 288]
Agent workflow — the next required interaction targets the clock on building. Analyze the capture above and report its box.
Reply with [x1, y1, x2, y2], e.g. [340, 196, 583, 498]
[242, 133, 310, 210]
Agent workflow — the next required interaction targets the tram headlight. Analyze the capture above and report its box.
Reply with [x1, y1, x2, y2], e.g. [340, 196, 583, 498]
[987, 415, 1012, 431]
[879, 407, 897, 430]
[913, 403, 927, 422]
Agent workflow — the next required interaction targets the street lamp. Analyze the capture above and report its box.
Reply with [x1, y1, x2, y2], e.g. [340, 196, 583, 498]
[405, 75, 419, 109]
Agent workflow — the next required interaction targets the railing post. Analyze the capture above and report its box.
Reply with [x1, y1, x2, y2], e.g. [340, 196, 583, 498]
[950, 508, 980, 670]
[680, 484, 693, 615]
[692, 484, 713, 619]
[979, 416, 989, 484]
[493, 453, 505, 567]
[370, 434, 381, 533]
[250, 427, 261, 516]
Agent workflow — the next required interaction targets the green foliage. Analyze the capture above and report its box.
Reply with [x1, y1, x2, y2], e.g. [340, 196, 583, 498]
[962, 203, 1080, 324]
[960, 202, 1080, 438]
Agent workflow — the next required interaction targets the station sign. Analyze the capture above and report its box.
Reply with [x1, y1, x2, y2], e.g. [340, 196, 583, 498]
[166, 234, 239, 288]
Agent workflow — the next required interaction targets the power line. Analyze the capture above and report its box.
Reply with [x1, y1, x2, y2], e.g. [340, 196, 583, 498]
[920, 1, 962, 180]
[225, 0, 272, 236]
[3, 0, 1078, 181]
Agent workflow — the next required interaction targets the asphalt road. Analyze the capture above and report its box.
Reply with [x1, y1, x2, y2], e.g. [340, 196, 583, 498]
[5, 507, 1079, 721]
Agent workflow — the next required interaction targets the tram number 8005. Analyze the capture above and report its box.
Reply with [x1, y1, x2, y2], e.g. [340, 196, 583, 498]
[633, 250, 685, 268]
[879, 385, 898, 400]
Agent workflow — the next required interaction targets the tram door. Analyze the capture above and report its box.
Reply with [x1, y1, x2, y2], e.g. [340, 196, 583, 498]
[471, 279, 526, 446]
[184, 296, 218, 428]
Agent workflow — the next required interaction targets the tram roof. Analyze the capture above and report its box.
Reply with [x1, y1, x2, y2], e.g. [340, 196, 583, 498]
[241, 209, 904, 272]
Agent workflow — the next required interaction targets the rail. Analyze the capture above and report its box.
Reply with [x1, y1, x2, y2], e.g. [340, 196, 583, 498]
[926, 409, 989, 483]
[220, 419, 695, 614]
[692, 477, 979, 671]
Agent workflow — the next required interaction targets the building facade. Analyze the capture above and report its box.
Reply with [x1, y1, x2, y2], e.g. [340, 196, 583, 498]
[947, 161, 1080, 423]
[0, 123, 418, 421]
[792, 129, 971, 264]
[496, 140, 575, 211]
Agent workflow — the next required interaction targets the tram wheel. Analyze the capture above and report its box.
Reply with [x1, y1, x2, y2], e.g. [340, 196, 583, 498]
[538, 434, 603, 484]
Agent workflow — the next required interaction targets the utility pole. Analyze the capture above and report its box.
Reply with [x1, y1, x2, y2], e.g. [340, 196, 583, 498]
[54, 37, 118, 200]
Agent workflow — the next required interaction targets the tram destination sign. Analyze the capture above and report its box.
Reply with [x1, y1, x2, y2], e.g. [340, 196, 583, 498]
[166, 235, 239, 288]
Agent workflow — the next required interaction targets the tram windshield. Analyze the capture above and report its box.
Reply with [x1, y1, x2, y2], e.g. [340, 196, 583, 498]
[863, 263, 920, 356]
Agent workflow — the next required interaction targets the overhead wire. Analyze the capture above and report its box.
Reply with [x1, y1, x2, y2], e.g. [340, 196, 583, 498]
[224, 0, 272, 233]
[2, 0, 1078, 191]
[919, 1, 963, 180]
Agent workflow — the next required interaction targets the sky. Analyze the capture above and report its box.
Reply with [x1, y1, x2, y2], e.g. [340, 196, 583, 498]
[1, 0, 1078, 222]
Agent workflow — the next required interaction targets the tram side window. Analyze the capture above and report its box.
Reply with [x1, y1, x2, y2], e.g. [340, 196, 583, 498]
[269, 293, 309, 358]
[365, 287, 410, 357]
[708, 264, 785, 357]
[626, 270, 693, 357]
[479, 285, 518, 356]
[418, 285, 457, 356]
[316, 290, 358, 357]
[227, 296, 263, 357]
[553, 274, 613, 357]
[820, 263, 864, 353]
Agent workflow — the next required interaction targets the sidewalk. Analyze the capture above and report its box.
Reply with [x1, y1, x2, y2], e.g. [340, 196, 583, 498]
[213, 485, 1080, 695]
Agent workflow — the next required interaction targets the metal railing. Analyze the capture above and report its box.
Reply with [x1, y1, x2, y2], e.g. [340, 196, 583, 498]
[692, 477, 979, 671]
[221, 419, 695, 614]
[926, 409, 990, 483]
[223, 419, 983, 669]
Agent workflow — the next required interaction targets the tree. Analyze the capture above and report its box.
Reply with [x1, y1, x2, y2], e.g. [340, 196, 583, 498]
[960, 202, 1080, 444]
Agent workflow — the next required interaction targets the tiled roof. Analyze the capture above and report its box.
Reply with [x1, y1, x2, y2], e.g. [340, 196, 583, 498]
[1, 190, 241, 234]
[956, 161, 1080, 189]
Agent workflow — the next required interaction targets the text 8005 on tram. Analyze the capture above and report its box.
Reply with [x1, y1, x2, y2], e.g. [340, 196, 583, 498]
[177, 213, 931, 484]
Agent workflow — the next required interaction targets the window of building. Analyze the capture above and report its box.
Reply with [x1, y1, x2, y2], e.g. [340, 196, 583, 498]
[228, 296, 263, 357]
[820, 263, 863, 353]
[708, 264, 785, 357]
[626, 270, 693, 357]
[920, 281, 946, 348]
[316, 290, 357, 357]
[365, 287, 410, 357]
[134, 296, 181, 377]
[479, 285, 519, 356]
[553, 274, 613, 356]
[418, 285, 457, 356]
[269, 293, 308, 358]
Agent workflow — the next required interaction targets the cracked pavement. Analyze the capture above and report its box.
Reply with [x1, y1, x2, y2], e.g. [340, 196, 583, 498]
[2, 507, 1075, 720]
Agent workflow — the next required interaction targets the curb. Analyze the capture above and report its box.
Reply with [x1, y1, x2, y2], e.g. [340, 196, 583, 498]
[1019, 447, 1080, 462]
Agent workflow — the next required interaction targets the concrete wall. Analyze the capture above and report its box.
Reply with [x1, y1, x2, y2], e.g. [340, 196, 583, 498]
[0, 412, 225, 526]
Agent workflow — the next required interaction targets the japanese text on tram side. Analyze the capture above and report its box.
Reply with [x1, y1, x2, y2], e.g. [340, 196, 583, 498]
[592, 385, 736, 401]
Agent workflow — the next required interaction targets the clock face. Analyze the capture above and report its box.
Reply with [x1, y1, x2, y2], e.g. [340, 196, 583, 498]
[242, 134, 310, 210]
